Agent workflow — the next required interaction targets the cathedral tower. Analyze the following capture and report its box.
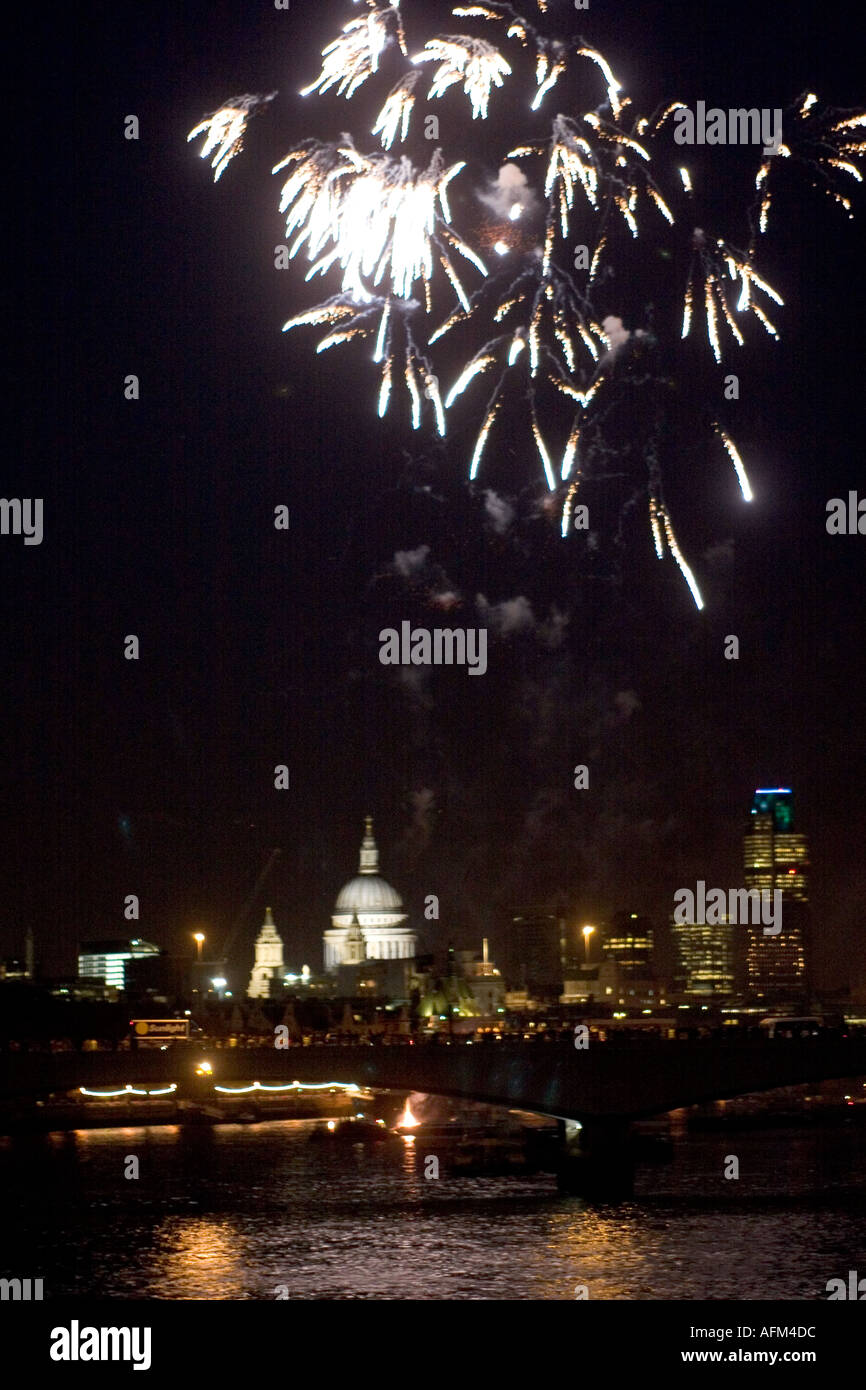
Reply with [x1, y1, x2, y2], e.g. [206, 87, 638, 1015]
[247, 907, 286, 999]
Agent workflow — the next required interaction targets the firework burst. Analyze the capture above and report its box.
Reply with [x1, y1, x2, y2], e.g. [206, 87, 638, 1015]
[682, 228, 783, 363]
[300, 3, 407, 100]
[412, 35, 511, 120]
[188, 2, 865, 609]
[752, 94, 866, 233]
[187, 93, 275, 181]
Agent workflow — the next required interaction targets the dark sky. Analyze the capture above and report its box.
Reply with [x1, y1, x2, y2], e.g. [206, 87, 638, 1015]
[5, 0, 865, 989]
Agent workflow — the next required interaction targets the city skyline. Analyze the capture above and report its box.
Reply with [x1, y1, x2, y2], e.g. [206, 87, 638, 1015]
[28, 784, 848, 1006]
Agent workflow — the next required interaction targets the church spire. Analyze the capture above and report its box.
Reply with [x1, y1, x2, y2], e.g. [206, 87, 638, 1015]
[359, 815, 379, 875]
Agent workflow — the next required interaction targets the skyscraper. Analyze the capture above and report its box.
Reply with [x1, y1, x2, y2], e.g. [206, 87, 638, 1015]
[603, 911, 654, 980]
[671, 914, 736, 995]
[743, 788, 809, 997]
[508, 914, 563, 999]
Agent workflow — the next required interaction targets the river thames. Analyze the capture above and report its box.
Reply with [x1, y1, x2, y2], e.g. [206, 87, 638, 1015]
[2, 1118, 865, 1300]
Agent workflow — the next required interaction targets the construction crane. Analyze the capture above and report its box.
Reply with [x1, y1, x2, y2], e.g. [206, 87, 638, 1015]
[217, 847, 282, 984]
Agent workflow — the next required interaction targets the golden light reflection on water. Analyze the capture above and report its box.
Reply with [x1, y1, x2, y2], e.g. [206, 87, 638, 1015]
[150, 1217, 247, 1300]
[516, 1203, 653, 1301]
[3, 1113, 864, 1299]
[400, 1134, 418, 1181]
[71, 1125, 182, 1144]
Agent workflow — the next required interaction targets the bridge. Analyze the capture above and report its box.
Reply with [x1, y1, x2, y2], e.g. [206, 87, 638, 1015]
[2, 1037, 865, 1119]
[3, 1037, 864, 1198]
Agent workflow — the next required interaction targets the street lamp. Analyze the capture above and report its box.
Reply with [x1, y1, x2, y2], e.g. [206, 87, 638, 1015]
[582, 925, 595, 963]
[193, 932, 205, 961]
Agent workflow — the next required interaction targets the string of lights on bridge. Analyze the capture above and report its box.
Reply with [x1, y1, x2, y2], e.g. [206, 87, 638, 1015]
[77, 1080, 362, 1099]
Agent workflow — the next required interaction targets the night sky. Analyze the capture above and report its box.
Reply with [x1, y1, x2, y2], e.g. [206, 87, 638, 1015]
[6, 0, 865, 990]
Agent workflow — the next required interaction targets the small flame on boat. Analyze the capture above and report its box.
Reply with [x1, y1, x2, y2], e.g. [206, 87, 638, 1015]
[398, 1099, 419, 1129]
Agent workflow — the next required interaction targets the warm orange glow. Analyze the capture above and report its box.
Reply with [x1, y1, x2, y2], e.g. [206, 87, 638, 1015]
[398, 1099, 420, 1128]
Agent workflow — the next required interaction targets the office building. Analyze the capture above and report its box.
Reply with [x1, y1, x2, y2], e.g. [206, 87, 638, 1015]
[672, 914, 736, 995]
[508, 914, 563, 1000]
[77, 938, 160, 990]
[602, 911, 654, 979]
[744, 787, 809, 996]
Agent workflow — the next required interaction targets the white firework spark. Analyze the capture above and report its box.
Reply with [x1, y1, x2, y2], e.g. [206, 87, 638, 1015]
[301, 4, 406, 100]
[373, 72, 419, 149]
[187, 93, 275, 181]
[188, 2, 866, 611]
[752, 93, 866, 232]
[682, 234, 784, 361]
[273, 141, 472, 304]
[575, 46, 624, 119]
[412, 35, 511, 120]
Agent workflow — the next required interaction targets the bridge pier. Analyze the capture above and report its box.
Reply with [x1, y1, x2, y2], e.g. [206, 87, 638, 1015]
[555, 1118, 634, 1200]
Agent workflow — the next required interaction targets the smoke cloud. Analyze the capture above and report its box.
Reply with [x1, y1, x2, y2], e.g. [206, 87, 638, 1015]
[477, 162, 539, 221]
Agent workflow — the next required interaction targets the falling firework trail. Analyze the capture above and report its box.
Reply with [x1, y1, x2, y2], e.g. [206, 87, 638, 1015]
[188, 2, 865, 609]
[187, 92, 276, 180]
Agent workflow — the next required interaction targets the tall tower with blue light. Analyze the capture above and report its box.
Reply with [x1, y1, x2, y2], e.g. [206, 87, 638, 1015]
[744, 788, 809, 997]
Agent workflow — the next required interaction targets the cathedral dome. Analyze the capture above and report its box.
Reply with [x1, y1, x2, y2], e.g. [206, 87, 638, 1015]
[335, 873, 403, 913]
[325, 817, 415, 975]
[334, 818, 403, 911]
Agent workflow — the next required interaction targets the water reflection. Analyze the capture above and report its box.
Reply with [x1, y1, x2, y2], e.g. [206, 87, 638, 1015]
[0, 1118, 864, 1300]
[149, 1218, 247, 1300]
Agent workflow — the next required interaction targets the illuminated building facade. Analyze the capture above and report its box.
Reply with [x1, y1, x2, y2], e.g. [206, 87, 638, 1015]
[744, 788, 809, 996]
[324, 818, 416, 971]
[561, 960, 619, 1004]
[603, 911, 654, 979]
[454, 941, 505, 1014]
[247, 907, 286, 999]
[78, 938, 160, 990]
[671, 914, 736, 995]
